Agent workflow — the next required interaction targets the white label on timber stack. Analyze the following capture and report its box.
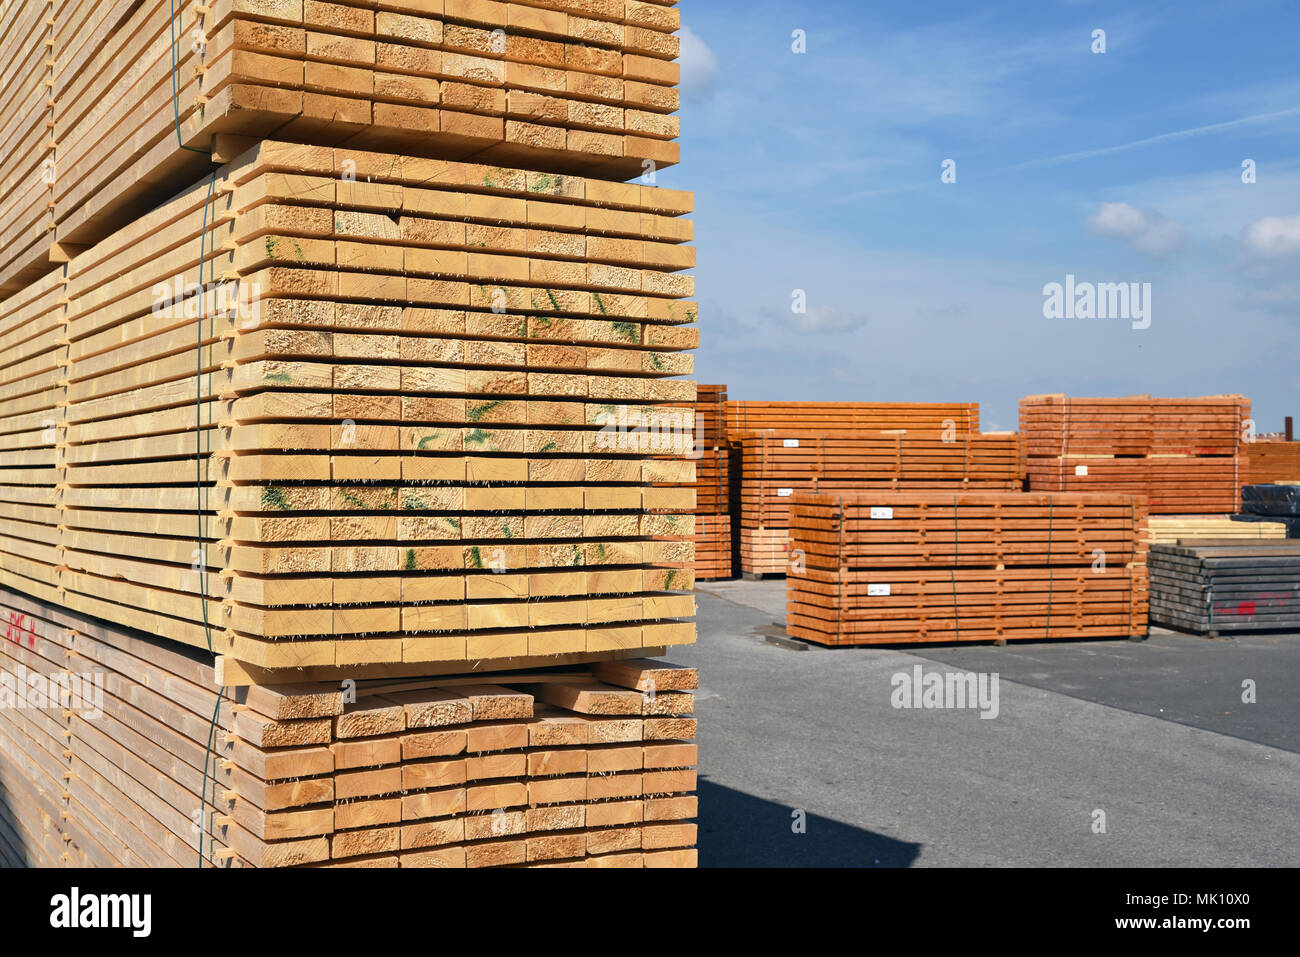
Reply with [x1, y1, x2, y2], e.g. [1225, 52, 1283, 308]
[777, 488, 793, 497]
[870, 507, 894, 519]
[783, 439, 799, 447]
[1075, 465, 1089, 476]
[868, 583, 891, 596]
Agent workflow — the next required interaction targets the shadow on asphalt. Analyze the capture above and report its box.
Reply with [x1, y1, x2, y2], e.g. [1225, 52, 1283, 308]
[698, 777, 921, 867]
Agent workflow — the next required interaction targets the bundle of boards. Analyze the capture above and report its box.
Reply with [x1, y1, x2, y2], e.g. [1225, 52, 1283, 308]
[785, 492, 1150, 646]
[734, 428, 1022, 575]
[687, 383, 728, 578]
[1244, 440, 1300, 485]
[0, 139, 700, 680]
[1, 0, 684, 295]
[1146, 515, 1287, 544]
[724, 401, 979, 439]
[0, 0, 698, 868]
[1148, 541, 1300, 634]
[1020, 394, 1250, 513]
[0, 586, 697, 868]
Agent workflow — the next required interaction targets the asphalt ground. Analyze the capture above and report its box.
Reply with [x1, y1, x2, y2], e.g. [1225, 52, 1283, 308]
[672, 579, 1300, 867]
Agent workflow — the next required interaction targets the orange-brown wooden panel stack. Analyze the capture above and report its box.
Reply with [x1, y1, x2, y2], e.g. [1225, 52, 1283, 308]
[1244, 439, 1300, 485]
[785, 491, 1149, 646]
[735, 427, 1021, 575]
[683, 383, 729, 578]
[1020, 394, 1250, 513]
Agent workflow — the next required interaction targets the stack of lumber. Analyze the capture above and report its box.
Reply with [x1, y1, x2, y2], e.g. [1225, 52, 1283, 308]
[0, 0, 684, 296]
[0, 585, 697, 868]
[689, 383, 728, 514]
[785, 492, 1149, 646]
[684, 383, 728, 578]
[1149, 541, 1300, 634]
[736, 430, 1022, 575]
[1146, 515, 1287, 544]
[0, 139, 699, 681]
[1020, 395, 1250, 513]
[690, 514, 730, 580]
[724, 401, 979, 441]
[0, 0, 699, 869]
[0, 0, 54, 295]
[1244, 440, 1300, 485]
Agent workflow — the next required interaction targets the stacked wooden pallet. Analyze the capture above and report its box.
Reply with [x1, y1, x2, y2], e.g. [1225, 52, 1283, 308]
[1244, 440, 1300, 485]
[1146, 515, 1287, 544]
[725, 401, 979, 440]
[1149, 541, 1300, 634]
[736, 429, 1022, 575]
[685, 384, 728, 578]
[785, 491, 1149, 646]
[1020, 395, 1250, 513]
[0, 585, 696, 867]
[0, 0, 684, 296]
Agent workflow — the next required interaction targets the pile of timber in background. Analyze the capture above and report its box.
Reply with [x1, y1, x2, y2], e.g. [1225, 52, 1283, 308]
[1020, 394, 1251, 513]
[684, 384, 729, 579]
[734, 429, 1022, 576]
[1244, 439, 1300, 485]
[724, 400, 979, 438]
[1148, 541, 1300, 635]
[0, 586, 697, 868]
[785, 491, 1149, 646]
[1146, 515, 1287, 544]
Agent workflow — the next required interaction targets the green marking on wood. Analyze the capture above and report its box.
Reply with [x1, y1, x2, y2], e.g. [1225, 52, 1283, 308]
[261, 487, 290, 511]
[340, 490, 367, 509]
[612, 320, 638, 342]
[665, 569, 677, 590]
[403, 493, 426, 510]
[649, 351, 666, 371]
[416, 433, 442, 450]
[465, 428, 492, 446]
[468, 400, 502, 422]
[404, 548, 418, 571]
[263, 372, 292, 383]
[593, 292, 607, 314]
[545, 288, 560, 310]
[539, 441, 557, 453]
[470, 546, 484, 569]
[502, 523, 514, 539]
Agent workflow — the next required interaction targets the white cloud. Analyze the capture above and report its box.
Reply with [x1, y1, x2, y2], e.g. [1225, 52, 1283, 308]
[791, 306, 867, 335]
[1242, 215, 1300, 257]
[679, 26, 719, 100]
[1088, 202, 1185, 257]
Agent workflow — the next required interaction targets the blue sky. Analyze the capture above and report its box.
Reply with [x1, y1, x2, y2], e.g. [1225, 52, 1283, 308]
[659, 0, 1300, 432]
